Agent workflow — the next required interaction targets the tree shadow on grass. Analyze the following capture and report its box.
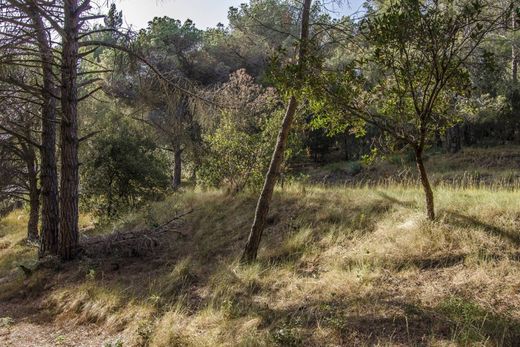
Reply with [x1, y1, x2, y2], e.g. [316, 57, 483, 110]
[221, 283, 520, 347]
[376, 191, 418, 209]
[393, 253, 467, 271]
[442, 209, 520, 247]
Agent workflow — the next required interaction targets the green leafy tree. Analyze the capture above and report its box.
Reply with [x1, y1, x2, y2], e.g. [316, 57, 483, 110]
[82, 115, 169, 218]
[312, 0, 508, 220]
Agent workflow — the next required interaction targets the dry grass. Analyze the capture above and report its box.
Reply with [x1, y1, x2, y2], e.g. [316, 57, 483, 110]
[0, 211, 36, 278]
[309, 145, 520, 190]
[1, 182, 520, 346]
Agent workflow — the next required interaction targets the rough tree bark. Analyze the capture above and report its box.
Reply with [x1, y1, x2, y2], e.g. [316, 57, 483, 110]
[241, 0, 312, 263]
[27, 2, 60, 256]
[59, 0, 82, 260]
[415, 146, 435, 221]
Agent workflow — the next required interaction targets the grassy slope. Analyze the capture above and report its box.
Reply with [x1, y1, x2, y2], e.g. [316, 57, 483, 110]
[1, 183, 520, 346]
[1, 146, 520, 346]
[308, 145, 520, 189]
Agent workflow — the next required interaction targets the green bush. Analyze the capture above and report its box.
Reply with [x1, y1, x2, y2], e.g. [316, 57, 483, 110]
[198, 110, 282, 193]
[81, 117, 170, 218]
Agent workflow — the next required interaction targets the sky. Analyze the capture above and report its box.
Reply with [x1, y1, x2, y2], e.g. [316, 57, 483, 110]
[115, 0, 365, 30]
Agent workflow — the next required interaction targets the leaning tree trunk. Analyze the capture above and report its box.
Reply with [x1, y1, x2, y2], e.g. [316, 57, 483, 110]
[242, 97, 299, 262]
[28, 3, 60, 256]
[59, 0, 81, 260]
[242, 0, 312, 263]
[415, 147, 435, 220]
[172, 148, 182, 190]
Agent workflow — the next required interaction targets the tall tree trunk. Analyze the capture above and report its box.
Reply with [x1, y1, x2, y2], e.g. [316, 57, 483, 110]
[173, 148, 182, 190]
[59, 0, 81, 260]
[27, 3, 60, 256]
[241, 0, 312, 263]
[24, 144, 40, 241]
[415, 147, 435, 221]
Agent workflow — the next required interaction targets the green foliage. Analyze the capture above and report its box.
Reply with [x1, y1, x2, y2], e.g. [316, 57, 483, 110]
[199, 110, 281, 192]
[104, 4, 123, 29]
[198, 70, 284, 192]
[81, 115, 169, 218]
[309, 0, 502, 154]
[138, 16, 219, 84]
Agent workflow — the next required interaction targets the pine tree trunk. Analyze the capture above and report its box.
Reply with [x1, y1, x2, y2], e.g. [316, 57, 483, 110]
[39, 94, 59, 256]
[59, 0, 81, 260]
[25, 145, 40, 241]
[241, 0, 312, 263]
[173, 148, 182, 190]
[415, 148, 435, 220]
[28, 4, 59, 257]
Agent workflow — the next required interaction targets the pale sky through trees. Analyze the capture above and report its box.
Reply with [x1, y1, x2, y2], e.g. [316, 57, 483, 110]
[115, 0, 365, 29]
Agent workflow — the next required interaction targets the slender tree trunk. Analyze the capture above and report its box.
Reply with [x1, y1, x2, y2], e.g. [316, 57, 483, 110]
[25, 145, 40, 241]
[415, 147, 435, 220]
[27, 4, 60, 257]
[242, 97, 299, 262]
[173, 148, 182, 190]
[27, 182, 40, 242]
[59, 0, 81, 260]
[241, 0, 312, 263]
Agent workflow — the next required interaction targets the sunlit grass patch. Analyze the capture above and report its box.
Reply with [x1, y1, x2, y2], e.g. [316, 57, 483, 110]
[0, 211, 36, 283]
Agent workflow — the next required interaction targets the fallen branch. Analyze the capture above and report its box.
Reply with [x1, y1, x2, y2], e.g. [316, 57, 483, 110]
[153, 209, 194, 231]
[79, 209, 195, 257]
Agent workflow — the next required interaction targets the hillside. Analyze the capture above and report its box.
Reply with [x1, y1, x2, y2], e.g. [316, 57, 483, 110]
[304, 146, 520, 189]
[1, 164, 520, 346]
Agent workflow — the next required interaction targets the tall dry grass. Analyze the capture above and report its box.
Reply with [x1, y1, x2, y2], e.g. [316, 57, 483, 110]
[1, 182, 519, 346]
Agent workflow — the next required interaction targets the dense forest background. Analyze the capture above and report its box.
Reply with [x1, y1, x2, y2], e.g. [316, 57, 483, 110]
[1, 0, 520, 346]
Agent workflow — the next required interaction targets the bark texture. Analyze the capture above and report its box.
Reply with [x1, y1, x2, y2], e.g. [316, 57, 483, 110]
[242, 0, 312, 263]
[27, 3, 60, 256]
[59, 0, 81, 260]
[24, 143, 40, 241]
